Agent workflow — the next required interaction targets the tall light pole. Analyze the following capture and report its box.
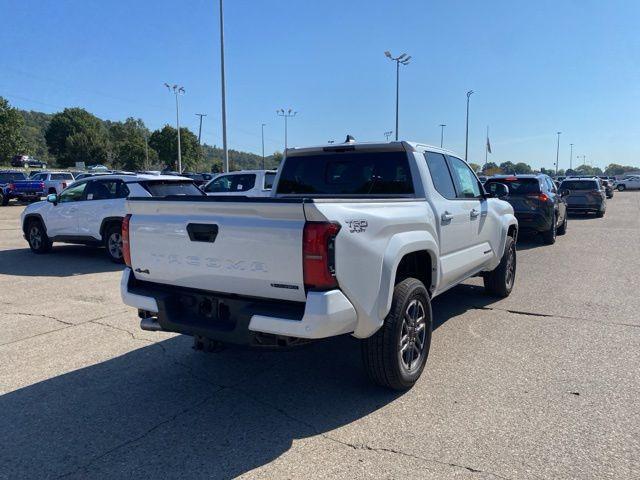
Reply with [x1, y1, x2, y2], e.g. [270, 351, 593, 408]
[164, 83, 185, 173]
[196, 113, 207, 165]
[569, 143, 574, 171]
[384, 51, 411, 141]
[261, 123, 266, 169]
[384, 131, 393, 141]
[439, 124, 446, 148]
[276, 109, 297, 151]
[464, 90, 474, 161]
[555, 131, 562, 175]
[218, 0, 229, 172]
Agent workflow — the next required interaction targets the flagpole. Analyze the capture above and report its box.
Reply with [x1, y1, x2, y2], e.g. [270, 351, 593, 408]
[484, 125, 489, 167]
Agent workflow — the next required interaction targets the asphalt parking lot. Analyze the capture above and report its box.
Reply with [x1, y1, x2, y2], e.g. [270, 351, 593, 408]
[1, 194, 639, 479]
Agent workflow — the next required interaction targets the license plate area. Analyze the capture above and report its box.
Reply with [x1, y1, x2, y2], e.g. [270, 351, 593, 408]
[168, 293, 235, 332]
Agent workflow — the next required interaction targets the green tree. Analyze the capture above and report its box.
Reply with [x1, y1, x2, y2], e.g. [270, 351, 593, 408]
[469, 162, 481, 173]
[149, 125, 199, 171]
[514, 162, 532, 174]
[108, 118, 156, 171]
[499, 161, 516, 174]
[45, 108, 109, 167]
[604, 163, 639, 176]
[574, 164, 602, 176]
[0, 96, 27, 164]
[19, 110, 52, 162]
[482, 162, 499, 173]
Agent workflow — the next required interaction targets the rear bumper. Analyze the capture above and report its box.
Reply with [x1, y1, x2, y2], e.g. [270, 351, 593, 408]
[120, 268, 357, 345]
[513, 210, 551, 232]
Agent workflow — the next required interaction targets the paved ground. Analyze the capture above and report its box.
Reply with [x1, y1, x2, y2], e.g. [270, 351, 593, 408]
[1, 193, 639, 479]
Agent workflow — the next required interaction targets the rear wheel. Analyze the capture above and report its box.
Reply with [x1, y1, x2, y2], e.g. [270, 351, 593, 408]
[484, 236, 516, 297]
[104, 223, 124, 263]
[362, 278, 432, 390]
[0, 191, 8, 206]
[27, 219, 52, 254]
[557, 213, 567, 235]
[617, 184, 625, 192]
[542, 213, 557, 244]
[596, 210, 605, 218]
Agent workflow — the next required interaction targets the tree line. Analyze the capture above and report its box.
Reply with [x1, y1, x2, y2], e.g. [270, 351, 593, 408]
[0, 96, 280, 172]
[2, 95, 639, 175]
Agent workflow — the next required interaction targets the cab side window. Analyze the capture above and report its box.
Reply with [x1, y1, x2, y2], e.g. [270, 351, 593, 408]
[447, 157, 482, 199]
[424, 152, 456, 199]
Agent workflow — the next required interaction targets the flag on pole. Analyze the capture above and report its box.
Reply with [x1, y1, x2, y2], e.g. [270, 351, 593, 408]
[486, 135, 492, 154]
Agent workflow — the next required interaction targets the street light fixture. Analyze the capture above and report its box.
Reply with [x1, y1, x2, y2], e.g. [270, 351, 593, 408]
[464, 90, 474, 161]
[569, 143, 574, 171]
[439, 124, 446, 148]
[218, 0, 229, 172]
[384, 130, 393, 141]
[276, 109, 297, 151]
[164, 83, 185, 173]
[261, 123, 266, 169]
[384, 51, 411, 141]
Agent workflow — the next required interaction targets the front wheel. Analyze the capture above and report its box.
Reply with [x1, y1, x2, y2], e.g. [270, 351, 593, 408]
[484, 236, 516, 297]
[104, 223, 124, 263]
[361, 278, 432, 390]
[27, 219, 52, 254]
[0, 191, 8, 206]
[617, 185, 625, 192]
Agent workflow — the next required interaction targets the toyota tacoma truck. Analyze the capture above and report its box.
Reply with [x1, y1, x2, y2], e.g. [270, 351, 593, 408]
[121, 141, 518, 389]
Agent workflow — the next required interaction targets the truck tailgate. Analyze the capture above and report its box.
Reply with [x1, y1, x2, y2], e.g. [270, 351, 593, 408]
[126, 198, 307, 302]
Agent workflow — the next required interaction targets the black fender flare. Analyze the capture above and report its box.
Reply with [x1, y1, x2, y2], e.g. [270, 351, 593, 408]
[99, 216, 124, 241]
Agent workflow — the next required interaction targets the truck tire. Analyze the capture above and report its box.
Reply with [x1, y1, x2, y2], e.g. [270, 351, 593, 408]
[541, 213, 557, 245]
[104, 223, 124, 263]
[617, 184, 625, 191]
[361, 278, 432, 390]
[557, 213, 567, 235]
[596, 210, 605, 218]
[0, 191, 8, 206]
[483, 236, 516, 298]
[26, 218, 52, 254]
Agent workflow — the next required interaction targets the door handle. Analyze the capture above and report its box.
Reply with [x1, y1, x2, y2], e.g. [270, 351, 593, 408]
[470, 208, 480, 218]
[441, 212, 454, 222]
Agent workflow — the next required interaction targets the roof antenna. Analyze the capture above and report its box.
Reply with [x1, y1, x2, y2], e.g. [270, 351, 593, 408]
[344, 134, 356, 143]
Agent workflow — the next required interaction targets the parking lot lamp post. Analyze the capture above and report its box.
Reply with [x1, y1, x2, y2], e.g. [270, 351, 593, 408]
[439, 124, 446, 148]
[555, 131, 561, 175]
[569, 143, 574, 171]
[164, 83, 185, 173]
[464, 90, 474, 161]
[261, 123, 266, 169]
[276, 109, 297, 151]
[384, 51, 411, 141]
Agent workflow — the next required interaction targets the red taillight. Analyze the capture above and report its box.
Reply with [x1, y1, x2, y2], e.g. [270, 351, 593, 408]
[122, 214, 132, 267]
[303, 222, 340, 290]
[61, 182, 67, 189]
[39, 182, 45, 189]
[526, 193, 549, 202]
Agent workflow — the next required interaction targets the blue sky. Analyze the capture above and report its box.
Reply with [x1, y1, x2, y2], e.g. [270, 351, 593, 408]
[1, 0, 639, 169]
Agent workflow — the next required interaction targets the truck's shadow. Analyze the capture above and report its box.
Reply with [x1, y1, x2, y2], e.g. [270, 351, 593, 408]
[0, 246, 123, 277]
[0, 283, 496, 478]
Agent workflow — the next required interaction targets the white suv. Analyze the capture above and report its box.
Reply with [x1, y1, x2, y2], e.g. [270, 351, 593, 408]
[616, 175, 640, 191]
[203, 170, 277, 197]
[21, 174, 203, 262]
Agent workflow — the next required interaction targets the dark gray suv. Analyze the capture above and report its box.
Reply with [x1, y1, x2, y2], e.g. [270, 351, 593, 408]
[559, 178, 606, 217]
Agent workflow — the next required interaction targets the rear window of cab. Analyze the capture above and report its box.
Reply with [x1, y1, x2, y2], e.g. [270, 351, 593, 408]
[485, 178, 540, 195]
[276, 151, 414, 195]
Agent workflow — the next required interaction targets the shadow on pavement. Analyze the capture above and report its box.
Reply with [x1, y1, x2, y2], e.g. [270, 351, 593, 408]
[0, 245, 123, 277]
[0, 284, 496, 478]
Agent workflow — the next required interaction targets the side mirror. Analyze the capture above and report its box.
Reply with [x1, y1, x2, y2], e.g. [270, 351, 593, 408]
[47, 193, 58, 204]
[489, 183, 509, 199]
[560, 189, 570, 197]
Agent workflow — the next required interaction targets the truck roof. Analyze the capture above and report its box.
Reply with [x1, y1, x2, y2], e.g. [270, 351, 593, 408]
[285, 140, 463, 159]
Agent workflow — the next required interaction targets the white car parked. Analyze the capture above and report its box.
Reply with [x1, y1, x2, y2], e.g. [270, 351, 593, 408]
[615, 175, 640, 191]
[203, 170, 277, 197]
[30, 171, 75, 195]
[21, 174, 203, 262]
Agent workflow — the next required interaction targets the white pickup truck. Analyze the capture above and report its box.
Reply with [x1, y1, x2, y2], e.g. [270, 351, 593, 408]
[121, 141, 518, 389]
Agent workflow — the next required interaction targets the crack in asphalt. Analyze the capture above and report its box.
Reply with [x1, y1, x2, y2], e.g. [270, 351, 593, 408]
[1, 310, 73, 325]
[230, 384, 514, 479]
[474, 305, 640, 330]
[56, 393, 221, 479]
